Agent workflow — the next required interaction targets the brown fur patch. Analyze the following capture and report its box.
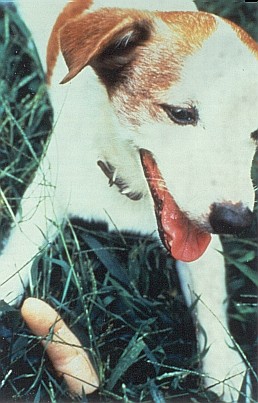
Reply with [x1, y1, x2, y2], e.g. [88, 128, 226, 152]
[59, 9, 154, 84]
[47, 7, 217, 86]
[157, 11, 217, 55]
[46, 0, 93, 84]
[49, 9, 217, 126]
[109, 12, 217, 126]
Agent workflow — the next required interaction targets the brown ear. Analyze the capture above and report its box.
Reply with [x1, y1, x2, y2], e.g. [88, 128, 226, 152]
[59, 9, 153, 84]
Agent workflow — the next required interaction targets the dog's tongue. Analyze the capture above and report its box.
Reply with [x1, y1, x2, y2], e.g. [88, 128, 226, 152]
[140, 149, 211, 262]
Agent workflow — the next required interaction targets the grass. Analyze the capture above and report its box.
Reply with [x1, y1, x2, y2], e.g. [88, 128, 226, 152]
[0, 1, 257, 402]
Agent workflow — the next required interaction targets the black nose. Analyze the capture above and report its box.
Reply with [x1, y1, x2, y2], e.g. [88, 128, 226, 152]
[209, 203, 254, 235]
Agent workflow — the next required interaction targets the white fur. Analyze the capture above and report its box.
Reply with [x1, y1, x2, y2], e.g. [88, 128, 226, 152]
[137, 18, 257, 222]
[0, 1, 257, 401]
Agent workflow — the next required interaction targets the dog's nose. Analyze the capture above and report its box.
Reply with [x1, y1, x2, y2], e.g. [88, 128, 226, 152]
[209, 202, 254, 235]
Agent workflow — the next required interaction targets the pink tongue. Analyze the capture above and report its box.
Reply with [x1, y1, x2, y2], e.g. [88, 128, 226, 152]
[140, 150, 211, 262]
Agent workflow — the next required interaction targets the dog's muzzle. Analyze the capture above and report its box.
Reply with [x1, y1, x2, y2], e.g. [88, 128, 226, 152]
[139, 150, 254, 262]
[209, 202, 254, 235]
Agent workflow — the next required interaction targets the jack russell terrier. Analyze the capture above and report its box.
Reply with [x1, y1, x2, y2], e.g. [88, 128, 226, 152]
[0, 0, 257, 401]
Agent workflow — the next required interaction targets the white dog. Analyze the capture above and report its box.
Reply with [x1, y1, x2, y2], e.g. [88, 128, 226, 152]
[0, 0, 257, 401]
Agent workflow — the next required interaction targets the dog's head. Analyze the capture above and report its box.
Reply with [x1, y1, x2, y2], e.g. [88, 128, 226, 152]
[49, 7, 258, 261]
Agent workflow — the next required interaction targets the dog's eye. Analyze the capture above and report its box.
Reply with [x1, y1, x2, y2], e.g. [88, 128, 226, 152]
[161, 104, 198, 126]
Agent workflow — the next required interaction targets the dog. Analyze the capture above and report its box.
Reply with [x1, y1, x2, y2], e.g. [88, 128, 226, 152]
[0, 0, 257, 401]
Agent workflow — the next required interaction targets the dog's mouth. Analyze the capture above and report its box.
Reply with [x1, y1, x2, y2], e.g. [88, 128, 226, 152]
[140, 149, 211, 262]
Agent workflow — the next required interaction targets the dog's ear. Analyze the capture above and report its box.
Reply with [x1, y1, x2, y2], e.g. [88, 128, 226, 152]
[59, 9, 153, 84]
